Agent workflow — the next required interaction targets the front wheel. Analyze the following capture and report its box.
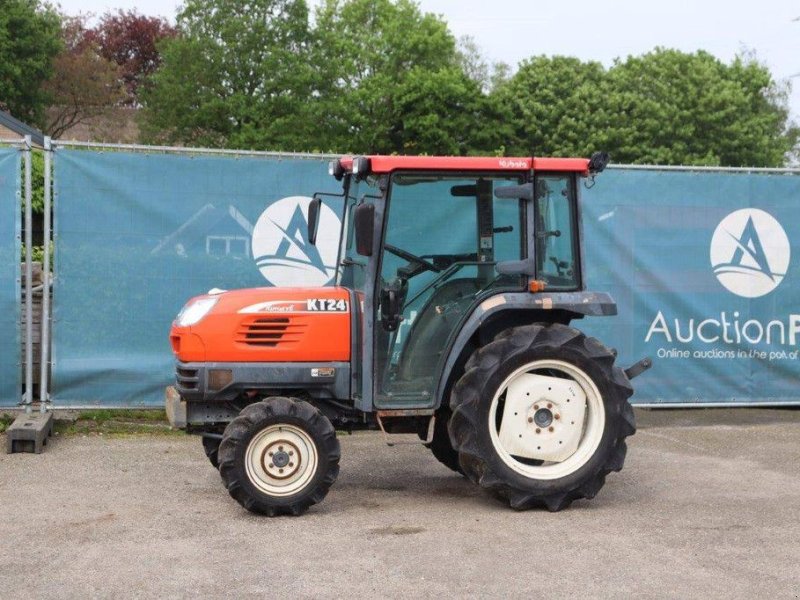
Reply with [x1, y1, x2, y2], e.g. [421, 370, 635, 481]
[218, 397, 340, 516]
[448, 323, 635, 511]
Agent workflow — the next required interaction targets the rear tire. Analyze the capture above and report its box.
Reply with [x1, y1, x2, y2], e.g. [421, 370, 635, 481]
[423, 408, 464, 475]
[449, 323, 635, 511]
[202, 435, 221, 469]
[218, 397, 340, 516]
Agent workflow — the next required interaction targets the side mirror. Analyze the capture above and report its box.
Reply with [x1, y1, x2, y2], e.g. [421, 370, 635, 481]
[354, 203, 374, 257]
[307, 197, 322, 245]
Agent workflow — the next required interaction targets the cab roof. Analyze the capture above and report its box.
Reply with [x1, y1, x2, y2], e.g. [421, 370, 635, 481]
[338, 155, 590, 175]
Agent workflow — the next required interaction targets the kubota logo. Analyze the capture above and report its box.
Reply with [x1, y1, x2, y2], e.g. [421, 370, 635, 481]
[251, 196, 341, 287]
[710, 208, 790, 298]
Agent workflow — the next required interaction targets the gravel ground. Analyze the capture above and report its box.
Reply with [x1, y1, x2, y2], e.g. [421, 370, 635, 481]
[0, 408, 798, 599]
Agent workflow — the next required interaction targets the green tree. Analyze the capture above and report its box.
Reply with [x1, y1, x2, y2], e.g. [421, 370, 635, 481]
[599, 49, 797, 166]
[494, 56, 606, 157]
[312, 0, 461, 153]
[0, 0, 61, 127]
[392, 66, 506, 155]
[495, 49, 797, 166]
[456, 34, 510, 94]
[140, 0, 315, 149]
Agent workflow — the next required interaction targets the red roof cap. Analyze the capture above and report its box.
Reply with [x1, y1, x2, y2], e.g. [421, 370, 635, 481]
[338, 155, 590, 175]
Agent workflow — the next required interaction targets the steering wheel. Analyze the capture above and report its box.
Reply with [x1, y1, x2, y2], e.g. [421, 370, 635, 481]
[385, 244, 441, 273]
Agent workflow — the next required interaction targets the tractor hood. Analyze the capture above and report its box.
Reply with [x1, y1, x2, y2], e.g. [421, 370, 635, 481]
[170, 287, 352, 363]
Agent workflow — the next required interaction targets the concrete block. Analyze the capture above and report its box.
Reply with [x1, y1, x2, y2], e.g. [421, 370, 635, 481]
[6, 412, 54, 454]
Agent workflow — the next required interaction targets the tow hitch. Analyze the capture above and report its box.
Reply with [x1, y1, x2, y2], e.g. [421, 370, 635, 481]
[625, 358, 652, 380]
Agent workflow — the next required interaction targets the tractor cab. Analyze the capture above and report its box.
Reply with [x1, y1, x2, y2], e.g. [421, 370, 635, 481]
[310, 155, 603, 412]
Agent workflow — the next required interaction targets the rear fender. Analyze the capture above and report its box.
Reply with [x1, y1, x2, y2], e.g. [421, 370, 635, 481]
[433, 291, 617, 410]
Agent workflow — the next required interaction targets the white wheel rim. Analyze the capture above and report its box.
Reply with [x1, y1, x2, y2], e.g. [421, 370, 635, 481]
[245, 424, 318, 497]
[488, 359, 605, 480]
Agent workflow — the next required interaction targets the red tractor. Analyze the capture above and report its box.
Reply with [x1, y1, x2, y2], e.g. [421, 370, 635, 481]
[166, 153, 650, 516]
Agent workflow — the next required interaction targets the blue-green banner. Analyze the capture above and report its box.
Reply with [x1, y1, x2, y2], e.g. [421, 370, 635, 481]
[582, 168, 800, 405]
[52, 150, 336, 406]
[52, 151, 800, 406]
[0, 148, 21, 406]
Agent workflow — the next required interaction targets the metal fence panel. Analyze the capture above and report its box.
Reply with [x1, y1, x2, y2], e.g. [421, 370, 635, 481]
[53, 149, 335, 406]
[582, 168, 800, 405]
[0, 147, 21, 406]
[51, 148, 800, 407]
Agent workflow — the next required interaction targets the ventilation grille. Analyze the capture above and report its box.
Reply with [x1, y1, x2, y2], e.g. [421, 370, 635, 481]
[176, 366, 199, 390]
[236, 317, 306, 347]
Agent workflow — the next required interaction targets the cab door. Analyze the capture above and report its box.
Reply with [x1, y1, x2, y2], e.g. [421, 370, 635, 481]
[373, 172, 526, 408]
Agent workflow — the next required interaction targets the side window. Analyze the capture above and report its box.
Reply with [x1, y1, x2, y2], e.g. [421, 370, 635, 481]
[535, 175, 579, 290]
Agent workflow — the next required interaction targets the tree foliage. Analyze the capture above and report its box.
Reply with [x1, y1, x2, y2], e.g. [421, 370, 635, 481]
[311, 0, 459, 152]
[44, 16, 125, 139]
[140, 0, 504, 154]
[497, 49, 797, 167]
[140, 0, 316, 149]
[392, 67, 506, 155]
[0, 0, 61, 127]
[84, 10, 177, 106]
[599, 49, 796, 166]
[456, 34, 510, 93]
[137, 0, 797, 166]
[495, 56, 606, 158]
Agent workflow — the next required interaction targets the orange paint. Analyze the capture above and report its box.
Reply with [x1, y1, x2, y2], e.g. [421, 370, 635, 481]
[170, 287, 351, 363]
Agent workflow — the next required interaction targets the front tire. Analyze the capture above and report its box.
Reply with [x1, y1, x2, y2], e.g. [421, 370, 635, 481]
[449, 323, 635, 511]
[218, 397, 340, 516]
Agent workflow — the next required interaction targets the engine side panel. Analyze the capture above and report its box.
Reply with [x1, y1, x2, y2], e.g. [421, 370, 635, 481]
[170, 287, 352, 363]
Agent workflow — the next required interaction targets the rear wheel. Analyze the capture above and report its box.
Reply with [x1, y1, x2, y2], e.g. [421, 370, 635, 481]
[449, 323, 635, 511]
[218, 397, 340, 516]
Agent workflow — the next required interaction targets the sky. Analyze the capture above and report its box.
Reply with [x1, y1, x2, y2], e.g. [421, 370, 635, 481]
[55, 0, 800, 120]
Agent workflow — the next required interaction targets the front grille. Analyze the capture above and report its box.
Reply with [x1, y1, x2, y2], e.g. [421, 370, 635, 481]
[236, 317, 306, 347]
[176, 366, 199, 390]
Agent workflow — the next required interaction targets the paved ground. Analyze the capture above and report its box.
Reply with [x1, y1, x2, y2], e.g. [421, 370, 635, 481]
[1, 409, 798, 599]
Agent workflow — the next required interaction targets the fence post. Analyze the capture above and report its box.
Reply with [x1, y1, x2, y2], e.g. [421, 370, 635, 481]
[22, 135, 33, 412]
[39, 137, 52, 411]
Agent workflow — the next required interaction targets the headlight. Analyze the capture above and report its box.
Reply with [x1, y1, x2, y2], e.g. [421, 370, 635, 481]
[175, 297, 218, 327]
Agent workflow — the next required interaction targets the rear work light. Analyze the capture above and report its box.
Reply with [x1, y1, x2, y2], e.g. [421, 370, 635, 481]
[352, 156, 371, 179]
[328, 159, 345, 181]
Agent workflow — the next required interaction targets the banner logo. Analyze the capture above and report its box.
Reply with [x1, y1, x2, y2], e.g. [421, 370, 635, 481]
[710, 208, 790, 298]
[251, 196, 341, 287]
